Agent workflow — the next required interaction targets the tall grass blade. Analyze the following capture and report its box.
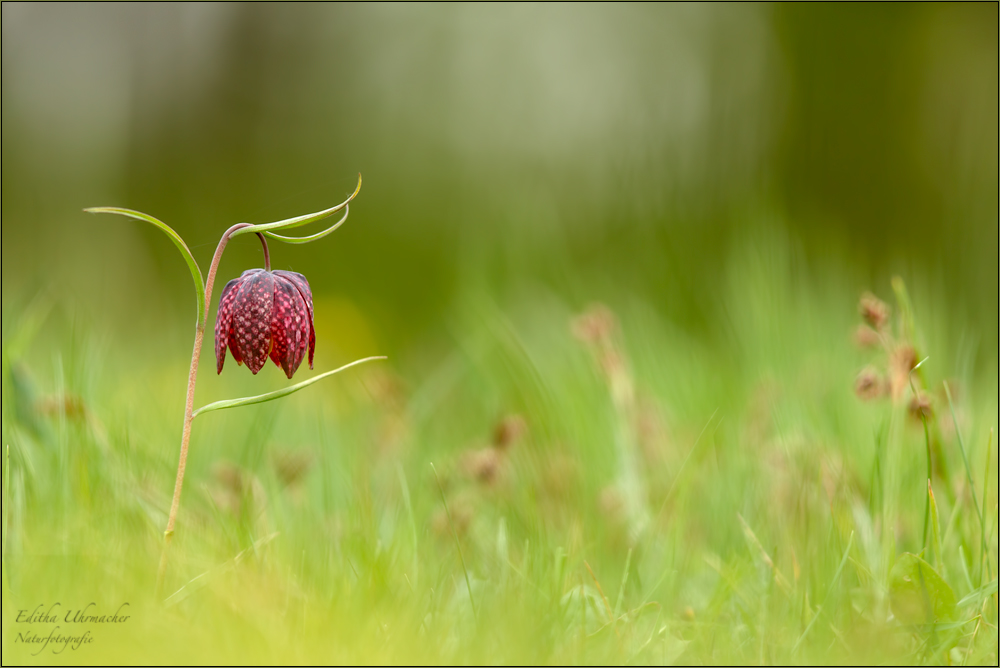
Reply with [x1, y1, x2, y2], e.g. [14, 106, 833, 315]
[613, 547, 632, 619]
[929, 481, 943, 574]
[793, 532, 854, 654]
[431, 462, 477, 623]
[943, 381, 989, 585]
[2, 445, 9, 563]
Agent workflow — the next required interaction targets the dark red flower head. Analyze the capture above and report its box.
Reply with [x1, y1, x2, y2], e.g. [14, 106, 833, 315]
[215, 269, 315, 379]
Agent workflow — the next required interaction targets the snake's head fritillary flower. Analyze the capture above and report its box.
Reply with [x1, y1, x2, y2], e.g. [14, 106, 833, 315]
[215, 269, 315, 379]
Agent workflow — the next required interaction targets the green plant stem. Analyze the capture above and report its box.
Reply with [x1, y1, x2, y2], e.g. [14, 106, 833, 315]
[983, 431, 994, 586]
[156, 222, 255, 596]
[920, 419, 932, 551]
[907, 369, 933, 552]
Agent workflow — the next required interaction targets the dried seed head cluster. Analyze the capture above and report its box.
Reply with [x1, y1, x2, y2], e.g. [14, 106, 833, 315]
[458, 414, 528, 486]
[570, 303, 618, 346]
[572, 303, 634, 408]
[851, 288, 935, 422]
[493, 414, 527, 451]
[888, 344, 919, 403]
[854, 366, 884, 402]
[271, 449, 315, 489]
[853, 324, 881, 349]
[859, 292, 891, 331]
[571, 303, 652, 541]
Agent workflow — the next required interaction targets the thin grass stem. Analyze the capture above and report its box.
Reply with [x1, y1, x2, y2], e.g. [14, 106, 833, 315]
[584, 560, 620, 638]
[431, 462, 478, 624]
[908, 365, 932, 551]
[613, 547, 632, 620]
[2, 445, 9, 564]
[793, 532, 853, 654]
[943, 382, 990, 586]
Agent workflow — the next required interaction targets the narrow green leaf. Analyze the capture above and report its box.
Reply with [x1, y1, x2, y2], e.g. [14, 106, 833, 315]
[889, 553, 957, 625]
[230, 174, 361, 238]
[944, 381, 990, 586]
[192, 356, 385, 418]
[793, 532, 854, 654]
[2, 445, 10, 563]
[956, 579, 998, 609]
[431, 462, 478, 623]
[264, 205, 350, 244]
[613, 547, 632, 620]
[983, 431, 994, 586]
[85, 207, 206, 328]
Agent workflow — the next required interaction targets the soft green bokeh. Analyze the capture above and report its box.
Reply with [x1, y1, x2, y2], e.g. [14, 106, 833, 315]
[2, 3, 997, 665]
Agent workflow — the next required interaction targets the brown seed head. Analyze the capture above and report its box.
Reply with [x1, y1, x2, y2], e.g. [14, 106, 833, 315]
[493, 414, 527, 451]
[888, 345, 919, 402]
[460, 447, 502, 485]
[571, 303, 618, 346]
[908, 393, 933, 421]
[859, 292, 891, 331]
[35, 394, 87, 421]
[271, 450, 315, 488]
[854, 367, 884, 401]
[431, 497, 474, 537]
[853, 324, 881, 350]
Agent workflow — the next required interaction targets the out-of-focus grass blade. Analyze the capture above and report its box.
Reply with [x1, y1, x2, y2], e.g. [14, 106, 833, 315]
[613, 547, 632, 620]
[2, 445, 9, 563]
[164, 532, 280, 606]
[929, 481, 943, 574]
[956, 580, 998, 609]
[192, 356, 385, 418]
[793, 532, 853, 654]
[944, 381, 991, 586]
[84, 207, 207, 327]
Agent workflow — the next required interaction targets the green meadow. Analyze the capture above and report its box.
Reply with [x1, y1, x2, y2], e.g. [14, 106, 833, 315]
[2, 4, 997, 665]
[2, 228, 996, 664]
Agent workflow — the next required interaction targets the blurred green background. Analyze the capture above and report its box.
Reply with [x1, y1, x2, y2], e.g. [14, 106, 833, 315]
[2, 3, 997, 357]
[2, 4, 998, 664]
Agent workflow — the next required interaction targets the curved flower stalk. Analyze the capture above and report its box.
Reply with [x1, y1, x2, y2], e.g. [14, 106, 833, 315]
[85, 175, 383, 596]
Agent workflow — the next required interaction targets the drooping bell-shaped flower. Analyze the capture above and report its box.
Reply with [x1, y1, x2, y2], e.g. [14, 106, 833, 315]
[215, 269, 315, 379]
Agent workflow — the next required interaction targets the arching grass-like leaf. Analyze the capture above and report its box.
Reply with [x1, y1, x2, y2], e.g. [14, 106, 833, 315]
[230, 174, 361, 239]
[192, 356, 385, 418]
[85, 207, 207, 327]
[264, 205, 350, 244]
